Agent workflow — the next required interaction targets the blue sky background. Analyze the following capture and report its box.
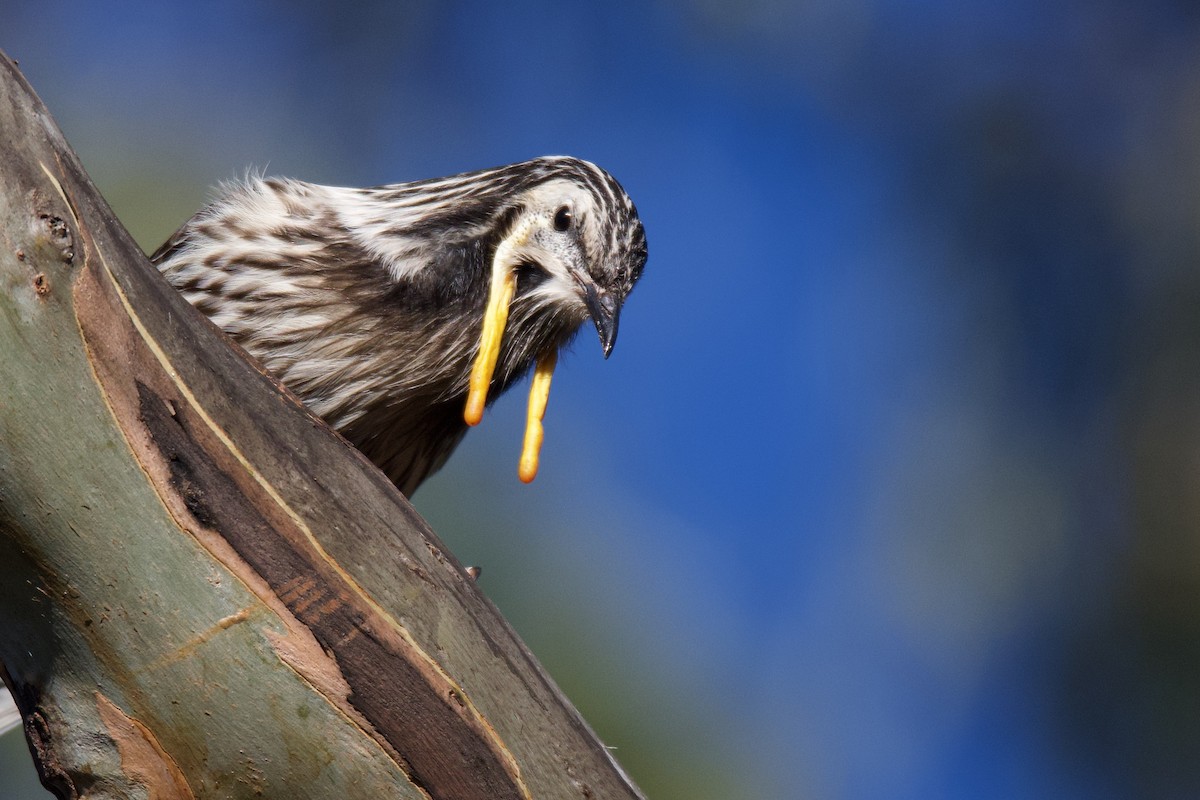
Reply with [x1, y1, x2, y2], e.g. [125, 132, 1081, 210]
[5, 2, 1200, 798]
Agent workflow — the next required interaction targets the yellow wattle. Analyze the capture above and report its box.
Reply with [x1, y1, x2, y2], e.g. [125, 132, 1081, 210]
[464, 263, 516, 426]
[519, 350, 557, 483]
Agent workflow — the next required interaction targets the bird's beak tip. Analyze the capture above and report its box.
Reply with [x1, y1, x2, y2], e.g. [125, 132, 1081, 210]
[584, 285, 620, 358]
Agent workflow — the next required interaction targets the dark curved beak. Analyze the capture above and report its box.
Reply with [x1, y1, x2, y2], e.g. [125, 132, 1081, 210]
[583, 283, 621, 358]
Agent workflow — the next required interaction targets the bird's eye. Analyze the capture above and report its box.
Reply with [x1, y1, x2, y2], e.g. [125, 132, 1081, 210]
[553, 206, 573, 232]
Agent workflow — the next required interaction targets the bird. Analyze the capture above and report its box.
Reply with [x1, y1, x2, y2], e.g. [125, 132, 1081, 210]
[151, 156, 647, 497]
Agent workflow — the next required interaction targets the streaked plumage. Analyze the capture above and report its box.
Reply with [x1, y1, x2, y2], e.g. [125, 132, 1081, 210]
[152, 157, 647, 495]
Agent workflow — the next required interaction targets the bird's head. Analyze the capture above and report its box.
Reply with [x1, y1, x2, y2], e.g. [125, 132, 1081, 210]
[488, 160, 647, 359]
[393, 157, 648, 478]
[458, 159, 646, 479]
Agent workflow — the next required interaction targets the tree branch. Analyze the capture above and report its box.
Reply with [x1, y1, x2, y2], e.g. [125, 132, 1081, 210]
[0, 51, 642, 800]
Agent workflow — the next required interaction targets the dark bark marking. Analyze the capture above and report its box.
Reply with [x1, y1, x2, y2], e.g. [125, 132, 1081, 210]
[134, 380, 525, 800]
